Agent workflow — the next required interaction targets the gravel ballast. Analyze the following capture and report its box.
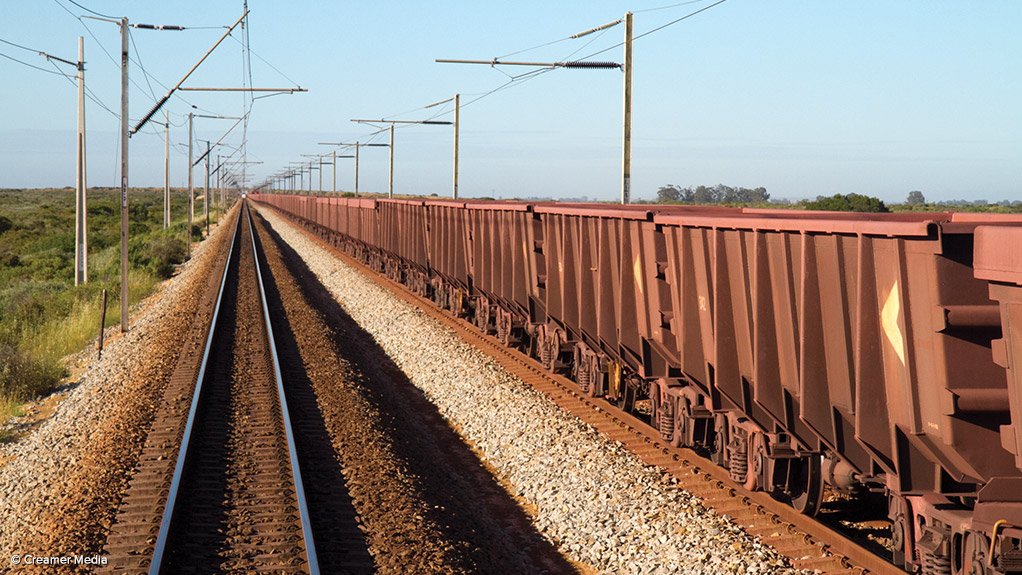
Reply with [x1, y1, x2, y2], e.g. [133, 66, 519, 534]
[256, 205, 799, 575]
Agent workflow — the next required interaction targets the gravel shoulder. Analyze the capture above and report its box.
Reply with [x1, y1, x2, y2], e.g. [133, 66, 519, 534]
[255, 205, 800, 575]
[0, 208, 239, 569]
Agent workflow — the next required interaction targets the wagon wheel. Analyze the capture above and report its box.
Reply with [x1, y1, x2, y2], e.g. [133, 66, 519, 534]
[961, 531, 992, 575]
[789, 455, 824, 516]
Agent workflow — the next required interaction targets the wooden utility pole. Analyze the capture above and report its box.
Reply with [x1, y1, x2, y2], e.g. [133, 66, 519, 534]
[119, 17, 129, 332]
[75, 36, 88, 285]
[164, 111, 170, 228]
[621, 11, 633, 205]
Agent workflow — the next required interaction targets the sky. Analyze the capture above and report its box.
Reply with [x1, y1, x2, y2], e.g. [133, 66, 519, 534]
[0, 1, 1019, 203]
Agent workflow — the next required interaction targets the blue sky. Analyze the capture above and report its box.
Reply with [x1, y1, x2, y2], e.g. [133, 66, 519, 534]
[1, 1, 1019, 203]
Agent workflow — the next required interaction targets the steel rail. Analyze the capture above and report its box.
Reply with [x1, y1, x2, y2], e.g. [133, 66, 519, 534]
[244, 203, 321, 574]
[148, 204, 320, 574]
[148, 208, 242, 575]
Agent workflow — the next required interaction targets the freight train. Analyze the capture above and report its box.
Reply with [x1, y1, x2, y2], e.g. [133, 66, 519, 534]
[251, 193, 1022, 575]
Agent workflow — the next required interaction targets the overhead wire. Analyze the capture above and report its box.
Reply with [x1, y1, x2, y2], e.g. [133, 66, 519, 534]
[496, 34, 571, 60]
[241, 3, 253, 187]
[574, 0, 728, 62]
[46, 58, 120, 119]
[128, 28, 159, 102]
[52, 0, 229, 122]
[226, 34, 300, 87]
[0, 36, 51, 53]
[634, 0, 709, 13]
[0, 50, 66, 75]
[336, 1, 726, 183]
[52, 0, 164, 106]
[67, 0, 116, 19]
[51, 0, 246, 178]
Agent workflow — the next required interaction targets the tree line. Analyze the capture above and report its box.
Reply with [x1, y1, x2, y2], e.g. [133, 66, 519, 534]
[656, 184, 770, 204]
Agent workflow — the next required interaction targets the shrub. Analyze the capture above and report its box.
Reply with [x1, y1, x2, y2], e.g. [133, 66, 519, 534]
[802, 193, 889, 213]
[147, 234, 187, 278]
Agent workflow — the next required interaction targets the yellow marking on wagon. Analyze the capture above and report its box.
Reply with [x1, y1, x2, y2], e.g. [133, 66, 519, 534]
[881, 280, 907, 365]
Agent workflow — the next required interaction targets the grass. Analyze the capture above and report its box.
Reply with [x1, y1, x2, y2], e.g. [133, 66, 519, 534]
[0, 187, 223, 429]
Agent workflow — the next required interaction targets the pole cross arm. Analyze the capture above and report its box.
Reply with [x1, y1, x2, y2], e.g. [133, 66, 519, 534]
[38, 51, 79, 68]
[178, 87, 308, 92]
[351, 119, 452, 125]
[318, 142, 390, 148]
[131, 24, 185, 31]
[435, 58, 620, 69]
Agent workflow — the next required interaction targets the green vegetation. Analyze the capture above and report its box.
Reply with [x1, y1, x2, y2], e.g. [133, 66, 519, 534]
[802, 193, 889, 213]
[652, 185, 1021, 214]
[0, 187, 218, 432]
[656, 184, 770, 204]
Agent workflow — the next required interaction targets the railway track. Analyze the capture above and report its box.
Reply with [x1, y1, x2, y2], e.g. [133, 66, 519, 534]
[264, 204, 904, 575]
[102, 203, 369, 574]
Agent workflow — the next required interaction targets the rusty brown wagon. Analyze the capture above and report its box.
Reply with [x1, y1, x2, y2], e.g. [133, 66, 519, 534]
[251, 191, 1022, 575]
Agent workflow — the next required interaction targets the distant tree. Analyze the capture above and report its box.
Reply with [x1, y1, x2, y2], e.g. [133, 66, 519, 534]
[802, 193, 889, 213]
[0, 215, 11, 235]
[906, 190, 926, 205]
[656, 185, 681, 203]
[691, 185, 716, 204]
[655, 183, 769, 204]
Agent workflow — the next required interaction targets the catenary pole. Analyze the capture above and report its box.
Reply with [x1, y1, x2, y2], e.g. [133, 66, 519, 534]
[389, 125, 394, 198]
[350, 118, 451, 198]
[453, 93, 460, 199]
[621, 11, 633, 204]
[164, 111, 170, 228]
[75, 36, 88, 285]
[436, 18, 628, 203]
[119, 17, 129, 332]
[187, 112, 194, 256]
[204, 140, 210, 235]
